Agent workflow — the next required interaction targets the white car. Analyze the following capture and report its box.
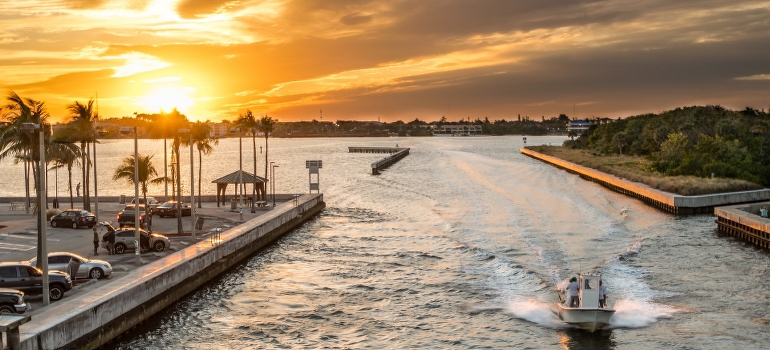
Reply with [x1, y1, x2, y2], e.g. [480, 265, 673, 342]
[27, 252, 113, 279]
[101, 228, 171, 254]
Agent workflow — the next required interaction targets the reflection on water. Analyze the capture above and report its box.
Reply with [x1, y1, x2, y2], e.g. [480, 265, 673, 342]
[101, 136, 769, 349]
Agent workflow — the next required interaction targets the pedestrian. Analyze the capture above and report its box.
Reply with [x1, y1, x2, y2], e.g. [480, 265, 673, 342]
[598, 280, 608, 308]
[104, 227, 116, 255]
[567, 277, 580, 307]
[76, 182, 81, 197]
[92, 227, 99, 255]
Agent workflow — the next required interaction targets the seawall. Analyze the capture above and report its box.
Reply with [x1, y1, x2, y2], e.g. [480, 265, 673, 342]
[715, 203, 770, 249]
[18, 193, 325, 349]
[521, 148, 770, 214]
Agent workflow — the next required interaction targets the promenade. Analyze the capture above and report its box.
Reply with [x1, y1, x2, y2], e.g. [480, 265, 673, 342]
[0, 199, 277, 315]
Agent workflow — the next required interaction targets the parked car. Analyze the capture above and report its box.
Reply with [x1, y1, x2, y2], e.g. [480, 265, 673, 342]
[0, 262, 73, 301]
[101, 228, 171, 254]
[154, 201, 191, 218]
[0, 288, 28, 314]
[50, 209, 96, 229]
[131, 197, 160, 214]
[27, 252, 113, 280]
[117, 204, 151, 228]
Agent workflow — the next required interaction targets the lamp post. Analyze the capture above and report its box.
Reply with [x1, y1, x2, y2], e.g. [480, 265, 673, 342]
[180, 128, 196, 240]
[134, 126, 140, 266]
[271, 163, 279, 207]
[92, 136, 99, 222]
[21, 123, 50, 305]
[238, 129, 243, 221]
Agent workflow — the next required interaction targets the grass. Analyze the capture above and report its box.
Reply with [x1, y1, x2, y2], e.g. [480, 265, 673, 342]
[527, 145, 764, 196]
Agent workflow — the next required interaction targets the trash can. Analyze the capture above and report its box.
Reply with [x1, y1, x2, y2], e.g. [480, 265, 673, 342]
[231, 198, 237, 210]
[67, 258, 82, 279]
[196, 217, 204, 230]
[52, 198, 59, 208]
[119, 195, 126, 204]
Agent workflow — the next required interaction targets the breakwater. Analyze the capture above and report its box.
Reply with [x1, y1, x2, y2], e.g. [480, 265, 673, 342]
[715, 203, 770, 249]
[348, 147, 410, 174]
[521, 147, 770, 214]
[16, 194, 325, 350]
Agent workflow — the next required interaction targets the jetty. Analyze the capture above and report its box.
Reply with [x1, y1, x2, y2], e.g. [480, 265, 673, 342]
[349, 147, 410, 174]
[715, 203, 770, 249]
[521, 148, 770, 214]
[13, 194, 325, 349]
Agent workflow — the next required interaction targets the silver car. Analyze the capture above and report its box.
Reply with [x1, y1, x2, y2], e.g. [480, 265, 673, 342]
[27, 252, 113, 279]
[101, 228, 171, 254]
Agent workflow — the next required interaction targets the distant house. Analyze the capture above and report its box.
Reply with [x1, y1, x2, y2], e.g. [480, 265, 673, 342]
[433, 124, 483, 136]
[568, 120, 591, 133]
[119, 126, 134, 135]
[207, 123, 229, 137]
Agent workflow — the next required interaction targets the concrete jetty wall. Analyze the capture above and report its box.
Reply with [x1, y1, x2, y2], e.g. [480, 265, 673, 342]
[18, 194, 325, 350]
[715, 203, 770, 249]
[521, 148, 770, 214]
[371, 148, 410, 175]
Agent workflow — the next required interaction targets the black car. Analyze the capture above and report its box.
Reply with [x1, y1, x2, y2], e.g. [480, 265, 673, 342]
[0, 288, 28, 314]
[117, 204, 151, 228]
[50, 209, 96, 229]
[0, 262, 73, 301]
[154, 201, 191, 218]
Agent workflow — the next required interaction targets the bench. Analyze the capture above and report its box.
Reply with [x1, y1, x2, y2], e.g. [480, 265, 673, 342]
[254, 201, 268, 208]
[9, 202, 25, 211]
[0, 314, 31, 350]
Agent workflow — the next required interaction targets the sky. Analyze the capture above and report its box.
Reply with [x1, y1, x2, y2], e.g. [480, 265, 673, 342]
[1, 0, 769, 123]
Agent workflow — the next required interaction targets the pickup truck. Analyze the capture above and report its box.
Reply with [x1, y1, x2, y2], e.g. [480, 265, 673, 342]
[116, 204, 151, 228]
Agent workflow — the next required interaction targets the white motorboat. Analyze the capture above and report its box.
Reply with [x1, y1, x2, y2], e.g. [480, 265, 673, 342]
[557, 273, 615, 332]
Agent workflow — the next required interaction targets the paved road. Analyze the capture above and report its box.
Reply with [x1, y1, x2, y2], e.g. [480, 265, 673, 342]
[0, 200, 276, 314]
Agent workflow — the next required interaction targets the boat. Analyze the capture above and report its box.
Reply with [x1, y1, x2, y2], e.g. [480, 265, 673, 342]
[557, 273, 615, 332]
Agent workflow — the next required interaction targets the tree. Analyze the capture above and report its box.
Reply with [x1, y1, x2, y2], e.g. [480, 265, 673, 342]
[62, 100, 98, 212]
[235, 110, 263, 202]
[258, 115, 276, 182]
[112, 154, 168, 209]
[612, 132, 628, 155]
[49, 143, 82, 208]
[191, 122, 218, 208]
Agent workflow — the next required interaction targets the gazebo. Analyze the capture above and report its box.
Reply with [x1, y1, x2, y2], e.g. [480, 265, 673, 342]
[211, 170, 268, 207]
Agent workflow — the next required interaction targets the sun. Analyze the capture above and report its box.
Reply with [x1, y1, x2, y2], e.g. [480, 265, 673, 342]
[139, 86, 195, 113]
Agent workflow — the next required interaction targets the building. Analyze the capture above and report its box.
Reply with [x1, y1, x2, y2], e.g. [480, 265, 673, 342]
[433, 124, 483, 136]
[568, 120, 591, 134]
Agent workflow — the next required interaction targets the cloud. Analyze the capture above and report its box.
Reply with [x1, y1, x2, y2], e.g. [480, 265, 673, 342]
[340, 13, 373, 26]
[176, 0, 234, 19]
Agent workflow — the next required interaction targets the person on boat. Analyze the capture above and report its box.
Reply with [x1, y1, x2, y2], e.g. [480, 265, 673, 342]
[599, 280, 607, 308]
[567, 277, 580, 307]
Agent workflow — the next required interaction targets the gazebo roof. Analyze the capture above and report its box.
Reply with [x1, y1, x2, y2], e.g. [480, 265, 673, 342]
[211, 170, 267, 184]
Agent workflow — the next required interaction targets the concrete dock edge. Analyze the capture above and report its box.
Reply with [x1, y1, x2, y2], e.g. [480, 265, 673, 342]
[521, 147, 770, 214]
[18, 193, 325, 350]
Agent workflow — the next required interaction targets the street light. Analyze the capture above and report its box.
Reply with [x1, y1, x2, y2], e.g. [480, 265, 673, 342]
[271, 163, 279, 207]
[179, 127, 196, 240]
[133, 126, 141, 267]
[21, 122, 50, 306]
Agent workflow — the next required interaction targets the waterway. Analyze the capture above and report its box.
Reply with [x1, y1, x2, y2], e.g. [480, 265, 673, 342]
[5, 136, 770, 349]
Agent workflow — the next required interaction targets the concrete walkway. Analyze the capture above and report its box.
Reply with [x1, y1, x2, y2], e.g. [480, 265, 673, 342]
[0, 198, 284, 316]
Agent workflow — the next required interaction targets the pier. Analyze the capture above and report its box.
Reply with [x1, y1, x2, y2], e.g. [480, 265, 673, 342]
[521, 147, 770, 214]
[715, 203, 770, 249]
[14, 194, 325, 349]
[348, 147, 411, 174]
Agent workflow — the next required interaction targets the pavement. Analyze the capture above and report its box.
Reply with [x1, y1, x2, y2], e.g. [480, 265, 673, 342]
[0, 199, 279, 315]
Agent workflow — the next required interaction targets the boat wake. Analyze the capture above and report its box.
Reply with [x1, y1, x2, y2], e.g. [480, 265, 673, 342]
[608, 299, 678, 329]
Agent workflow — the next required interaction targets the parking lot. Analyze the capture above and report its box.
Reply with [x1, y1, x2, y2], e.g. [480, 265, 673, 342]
[0, 200, 273, 314]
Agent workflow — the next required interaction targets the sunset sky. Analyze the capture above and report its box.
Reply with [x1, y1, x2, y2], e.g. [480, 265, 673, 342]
[2, 0, 769, 123]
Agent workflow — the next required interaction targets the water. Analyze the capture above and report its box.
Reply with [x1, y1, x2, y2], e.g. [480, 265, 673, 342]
[5, 136, 769, 349]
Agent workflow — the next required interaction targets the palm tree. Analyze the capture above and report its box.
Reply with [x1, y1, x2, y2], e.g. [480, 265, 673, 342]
[1, 91, 52, 269]
[191, 122, 217, 208]
[49, 143, 82, 208]
[112, 154, 168, 208]
[235, 110, 262, 201]
[63, 100, 98, 212]
[258, 115, 276, 183]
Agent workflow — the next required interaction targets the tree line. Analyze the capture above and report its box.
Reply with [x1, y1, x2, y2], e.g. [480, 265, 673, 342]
[564, 105, 770, 186]
[0, 91, 277, 236]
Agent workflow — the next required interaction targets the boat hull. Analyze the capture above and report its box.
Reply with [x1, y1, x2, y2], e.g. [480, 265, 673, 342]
[558, 305, 615, 332]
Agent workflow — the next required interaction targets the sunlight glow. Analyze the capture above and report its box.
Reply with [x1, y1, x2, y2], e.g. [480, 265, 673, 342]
[137, 86, 195, 113]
